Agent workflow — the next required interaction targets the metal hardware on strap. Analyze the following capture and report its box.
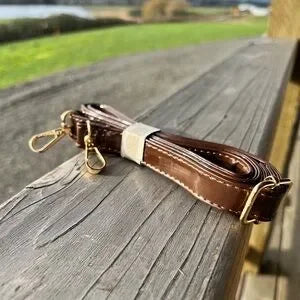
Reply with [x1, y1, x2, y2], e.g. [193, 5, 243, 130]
[240, 176, 292, 224]
[84, 120, 106, 174]
[28, 110, 73, 153]
[29, 128, 67, 153]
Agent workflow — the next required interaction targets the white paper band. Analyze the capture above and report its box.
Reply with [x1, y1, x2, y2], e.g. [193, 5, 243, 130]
[121, 123, 160, 164]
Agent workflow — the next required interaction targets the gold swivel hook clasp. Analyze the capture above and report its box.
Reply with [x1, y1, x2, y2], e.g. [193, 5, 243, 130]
[29, 111, 106, 175]
[84, 120, 106, 174]
[29, 110, 73, 153]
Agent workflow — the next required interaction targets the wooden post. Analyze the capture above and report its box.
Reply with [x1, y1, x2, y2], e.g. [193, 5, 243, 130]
[245, 0, 300, 273]
[268, 0, 300, 39]
[267, 0, 300, 185]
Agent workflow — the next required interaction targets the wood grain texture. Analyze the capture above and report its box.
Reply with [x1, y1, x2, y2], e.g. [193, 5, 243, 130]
[245, 0, 300, 273]
[268, 0, 300, 39]
[238, 274, 288, 300]
[262, 125, 300, 300]
[0, 39, 296, 300]
[245, 80, 300, 273]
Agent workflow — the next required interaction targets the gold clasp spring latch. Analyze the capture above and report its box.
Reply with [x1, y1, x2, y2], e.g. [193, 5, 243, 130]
[29, 110, 73, 153]
[240, 175, 292, 224]
[29, 112, 106, 175]
[84, 120, 106, 174]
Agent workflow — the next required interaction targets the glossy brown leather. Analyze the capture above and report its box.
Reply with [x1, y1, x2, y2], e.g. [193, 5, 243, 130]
[69, 104, 290, 223]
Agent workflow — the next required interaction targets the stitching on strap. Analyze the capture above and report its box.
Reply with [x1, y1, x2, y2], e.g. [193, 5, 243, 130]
[189, 148, 242, 165]
[143, 161, 231, 212]
[147, 144, 249, 193]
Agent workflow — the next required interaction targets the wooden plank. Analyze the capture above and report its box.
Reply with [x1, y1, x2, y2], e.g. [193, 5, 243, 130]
[238, 274, 288, 300]
[240, 124, 299, 299]
[268, 0, 300, 172]
[245, 0, 300, 272]
[245, 80, 300, 273]
[268, 0, 300, 39]
[261, 125, 300, 299]
[0, 39, 252, 203]
[0, 39, 296, 299]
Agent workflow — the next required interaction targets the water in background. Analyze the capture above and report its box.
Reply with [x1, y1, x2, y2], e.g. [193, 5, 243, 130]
[0, 5, 93, 20]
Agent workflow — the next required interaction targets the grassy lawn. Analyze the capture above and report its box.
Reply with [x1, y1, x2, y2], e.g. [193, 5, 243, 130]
[0, 19, 13, 24]
[187, 6, 231, 15]
[0, 19, 267, 89]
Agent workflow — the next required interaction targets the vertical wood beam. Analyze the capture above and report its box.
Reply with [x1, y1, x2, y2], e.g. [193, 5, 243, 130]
[267, 0, 300, 201]
[245, 0, 300, 274]
[268, 0, 300, 39]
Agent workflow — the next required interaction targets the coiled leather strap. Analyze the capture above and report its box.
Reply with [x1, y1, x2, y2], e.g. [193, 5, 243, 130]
[68, 103, 291, 223]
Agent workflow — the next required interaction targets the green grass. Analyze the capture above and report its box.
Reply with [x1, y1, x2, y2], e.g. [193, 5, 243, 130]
[0, 19, 267, 89]
[0, 19, 13, 24]
[188, 6, 231, 15]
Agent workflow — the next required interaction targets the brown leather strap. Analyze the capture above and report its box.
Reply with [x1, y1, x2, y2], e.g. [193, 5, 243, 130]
[66, 104, 291, 223]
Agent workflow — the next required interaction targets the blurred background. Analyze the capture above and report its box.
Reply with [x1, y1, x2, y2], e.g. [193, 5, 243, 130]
[0, 0, 270, 71]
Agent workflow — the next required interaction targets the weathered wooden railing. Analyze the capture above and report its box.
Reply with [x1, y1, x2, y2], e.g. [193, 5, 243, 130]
[0, 37, 297, 299]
